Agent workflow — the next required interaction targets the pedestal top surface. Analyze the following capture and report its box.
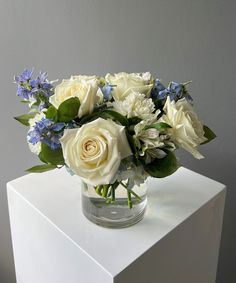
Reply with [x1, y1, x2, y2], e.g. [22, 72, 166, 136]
[7, 167, 225, 276]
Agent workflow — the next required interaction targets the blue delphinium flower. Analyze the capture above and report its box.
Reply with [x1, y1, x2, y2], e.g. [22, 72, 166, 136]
[151, 79, 168, 101]
[27, 118, 65, 150]
[100, 84, 114, 101]
[15, 69, 34, 84]
[30, 71, 54, 98]
[66, 121, 78, 129]
[14, 69, 54, 101]
[168, 81, 193, 103]
[16, 85, 32, 100]
[15, 69, 34, 100]
[151, 79, 193, 104]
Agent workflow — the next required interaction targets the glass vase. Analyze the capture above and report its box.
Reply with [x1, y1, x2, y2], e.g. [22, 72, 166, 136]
[81, 181, 147, 228]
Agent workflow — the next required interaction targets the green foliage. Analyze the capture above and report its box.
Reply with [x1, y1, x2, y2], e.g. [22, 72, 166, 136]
[78, 108, 129, 127]
[77, 112, 101, 125]
[57, 97, 80, 122]
[201, 125, 216, 145]
[128, 117, 142, 125]
[125, 131, 139, 161]
[143, 151, 179, 178]
[46, 105, 58, 121]
[14, 113, 37, 126]
[144, 122, 171, 131]
[20, 100, 30, 104]
[99, 110, 129, 127]
[26, 164, 57, 173]
[39, 143, 65, 165]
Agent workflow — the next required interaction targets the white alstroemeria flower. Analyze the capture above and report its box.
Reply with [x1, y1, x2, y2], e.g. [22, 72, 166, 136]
[112, 92, 156, 120]
[134, 114, 175, 162]
[60, 118, 132, 186]
[160, 96, 207, 159]
[105, 72, 154, 101]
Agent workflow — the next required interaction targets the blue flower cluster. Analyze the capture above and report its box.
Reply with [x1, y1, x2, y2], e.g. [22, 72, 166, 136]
[100, 84, 114, 101]
[151, 79, 193, 104]
[15, 69, 53, 101]
[27, 118, 65, 150]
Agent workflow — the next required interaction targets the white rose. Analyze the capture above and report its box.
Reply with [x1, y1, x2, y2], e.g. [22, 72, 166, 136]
[112, 92, 156, 120]
[105, 72, 154, 101]
[60, 118, 132, 186]
[49, 76, 99, 118]
[27, 112, 45, 155]
[160, 96, 207, 159]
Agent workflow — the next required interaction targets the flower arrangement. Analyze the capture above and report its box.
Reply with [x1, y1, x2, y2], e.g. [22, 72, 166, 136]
[14, 70, 216, 208]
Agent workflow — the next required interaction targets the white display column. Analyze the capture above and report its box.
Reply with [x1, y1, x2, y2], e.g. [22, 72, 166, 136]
[7, 167, 226, 283]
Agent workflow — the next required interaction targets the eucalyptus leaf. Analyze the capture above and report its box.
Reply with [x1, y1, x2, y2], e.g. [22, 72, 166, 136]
[143, 151, 179, 178]
[39, 143, 65, 165]
[57, 97, 80, 122]
[26, 164, 57, 173]
[201, 125, 216, 145]
[14, 113, 37, 126]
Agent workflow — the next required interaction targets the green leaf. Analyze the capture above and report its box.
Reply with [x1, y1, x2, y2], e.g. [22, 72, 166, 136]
[144, 122, 172, 131]
[46, 105, 58, 121]
[143, 151, 179, 178]
[99, 110, 128, 127]
[39, 143, 65, 165]
[201, 125, 216, 145]
[78, 108, 129, 127]
[14, 113, 37, 126]
[57, 97, 80, 122]
[77, 112, 100, 126]
[26, 164, 57, 173]
[126, 131, 138, 157]
[20, 100, 30, 104]
[128, 117, 142, 125]
[31, 100, 40, 107]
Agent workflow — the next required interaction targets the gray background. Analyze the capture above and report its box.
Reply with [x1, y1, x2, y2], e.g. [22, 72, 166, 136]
[0, 0, 235, 282]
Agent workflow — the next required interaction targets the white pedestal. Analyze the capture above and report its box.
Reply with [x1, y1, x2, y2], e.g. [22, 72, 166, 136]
[7, 167, 226, 283]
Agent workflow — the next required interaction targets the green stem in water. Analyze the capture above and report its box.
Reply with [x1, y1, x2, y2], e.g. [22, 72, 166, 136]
[102, 185, 110, 198]
[120, 181, 142, 201]
[111, 182, 119, 202]
[120, 181, 133, 208]
[111, 186, 115, 202]
[95, 185, 103, 196]
[127, 190, 132, 209]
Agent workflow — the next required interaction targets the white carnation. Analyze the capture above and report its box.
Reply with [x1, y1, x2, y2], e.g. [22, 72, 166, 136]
[27, 112, 45, 155]
[28, 112, 45, 127]
[112, 92, 156, 120]
[28, 141, 42, 155]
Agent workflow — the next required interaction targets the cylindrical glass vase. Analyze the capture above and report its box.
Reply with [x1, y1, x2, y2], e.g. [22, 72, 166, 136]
[81, 181, 147, 228]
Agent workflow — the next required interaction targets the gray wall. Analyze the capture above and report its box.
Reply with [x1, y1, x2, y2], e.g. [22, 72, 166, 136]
[0, 0, 235, 282]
